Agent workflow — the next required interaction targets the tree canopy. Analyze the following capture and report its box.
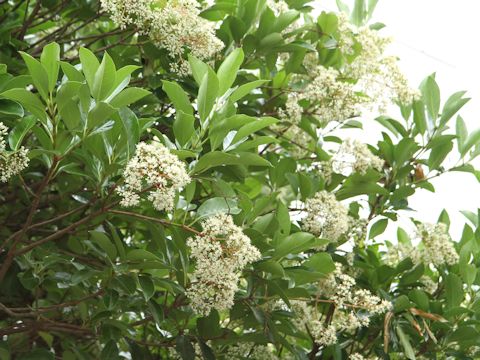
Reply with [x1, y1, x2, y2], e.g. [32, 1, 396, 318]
[1, 0, 480, 359]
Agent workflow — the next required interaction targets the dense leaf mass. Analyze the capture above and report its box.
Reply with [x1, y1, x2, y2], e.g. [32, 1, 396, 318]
[0, 0, 479, 359]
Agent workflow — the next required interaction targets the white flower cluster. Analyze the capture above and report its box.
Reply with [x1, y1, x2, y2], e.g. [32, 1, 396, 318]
[186, 213, 261, 316]
[414, 223, 459, 267]
[291, 262, 390, 349]
[117, 142, 190, 211]
[314, 160, 333, 183]
[224, 343, 278, 360]
[0, 122, 29, 182]
[347, 217, 368, 247]
[100, 0, 155, 29]
[303, 191, 349, 241]
[284, 66, 363, 125]
[331, 138, 383, 176]
[290, 301, 338, 347]
[383, 241, 416, 267]
[319, 263, 391, 314]
[310, 322, 338, 347]
[350, 353, 378, 360]
[101, 0, 223, 75]
[333, 310, 370, 332]
[168, 342, 203, 359]
[350, 354, 365, 360]
[337, 13, 420, 110]
[421, 275, 438, 295]
[267, 0, 290, 16]
[283, 125, 311, 159]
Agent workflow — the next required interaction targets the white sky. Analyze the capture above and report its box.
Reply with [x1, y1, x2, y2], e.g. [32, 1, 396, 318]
[318, 0, 480, 239]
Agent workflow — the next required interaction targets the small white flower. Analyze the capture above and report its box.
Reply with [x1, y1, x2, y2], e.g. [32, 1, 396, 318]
[101, 0, 223, 76]
[337, 13, 420, 109]
[117, 142, 190, 211]
[186, 213, 261, 316]
[0, 122, 30, 182]
[331, 138, 383, 176]
[303, 191, 349, 241]
[284, 66, 362, 125]
[415, 223, 459, 267]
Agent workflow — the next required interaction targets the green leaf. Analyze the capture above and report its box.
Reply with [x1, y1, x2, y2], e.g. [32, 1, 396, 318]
[176, 335, 195, 360]
[111, 65, 140, 95]
[303, 252, 335, 274]
[193, 152, 237, 174]
[0, 99, 23, 118]
[456, 115, 467, 153]
[197, 197, 241, 219]
[138, 275, 155, 301]
[60, 61, 84, 82]
[100, 340, 119, 360]
[107, 222, 126, 261]
[19, 51, 49, 100]
[148, 299, 164, 326]
[317, 11, 338, 34]
[209, 114, 255, 150]
[40, 42, 60, 92]
[336, 173, 388, 200]
[117, 107, 140, 157]
[1, 88, 47, 122]
[193, 151, 272, 174]
[197, 310, 222, 339]
[90, 231, 117, 261]
[273, 232, 327, 259]
[231, 116, 277, 144]
[440, 91, 470, 126]
[412, 100, 427, 135]
[217, 48, 244, 95]
[162, 81, 193, 116]
[87, 102, 116, 129]
[369, 218, 388, 239]
[420, 74, 440, 120]
[461, 128, 480, 157]
[8, 116, 36, 151]
[256, 260, 285, 277]
[460, 263, 476, 287]
[445, 273, 463, 308]
[396, 326, 416, 360]
[428, 139, 453, 169]
[92, 52, 116, 101]
[79, 47, 100, 92]
[197, 67, 219, 122]
[188, 55, 208, 86]
[109, 87, 150, 108]
[230, 80, 268, 103]
[351, 0, 366, 26]
[174, 111, 195, 147]
[126, 249, 161, 262]
[408, 289, 429, 311]
[448, 326, 480, 343]
[56, 81, 83, 130]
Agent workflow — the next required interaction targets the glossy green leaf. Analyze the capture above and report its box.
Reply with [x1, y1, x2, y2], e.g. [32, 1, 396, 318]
[217, 48, 244, 95]
[162, 80, 193, 116]
[197, 67, 219, 122]
[19, 51, 49, 100]
[40, 42, 60, 92]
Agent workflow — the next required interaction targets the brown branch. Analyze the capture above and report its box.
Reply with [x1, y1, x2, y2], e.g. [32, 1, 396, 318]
[0, 203, 89, 255]
[0, 157, 59, 281]
[109, 209, 202, 235]
[17, 0, 41, 41]
[8, 290, 104, 314]
[383, 311, 394, 353]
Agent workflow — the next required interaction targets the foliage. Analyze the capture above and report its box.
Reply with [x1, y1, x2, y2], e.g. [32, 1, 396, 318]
[0, 0, 480, 359]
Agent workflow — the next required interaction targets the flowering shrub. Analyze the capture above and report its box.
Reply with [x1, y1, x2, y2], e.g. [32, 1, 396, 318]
[0, 0, 479, 359]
